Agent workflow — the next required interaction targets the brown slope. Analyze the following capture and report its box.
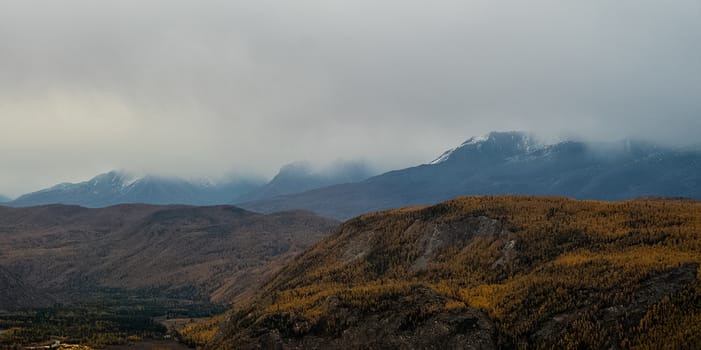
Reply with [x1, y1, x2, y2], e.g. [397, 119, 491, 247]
[210, 196, 701, 349]
[0, 265, 54, 311]
[0, 204, 338, 305]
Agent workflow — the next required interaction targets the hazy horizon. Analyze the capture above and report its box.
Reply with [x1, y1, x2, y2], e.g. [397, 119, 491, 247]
[3, 131, 700, 199]
[2, 0, 700, 197]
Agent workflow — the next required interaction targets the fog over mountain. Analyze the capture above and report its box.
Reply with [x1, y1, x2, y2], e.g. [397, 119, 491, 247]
[1, 0, 700, 197]
[6, 160, 376, 208]
[241, 132, 701, 219]
[8, 171, 263, 208]
[236, 160, 376, 202]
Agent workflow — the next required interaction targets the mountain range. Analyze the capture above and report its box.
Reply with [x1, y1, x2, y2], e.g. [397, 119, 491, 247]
[0, 195, 9, 203]
[6, 161, 375, 208]
[5, 131, 701, 221]
[8, 172, 263, 208]
[239, 132, 701, 219]
[2, 131, 701, 347]
[235, 161, 374, 202]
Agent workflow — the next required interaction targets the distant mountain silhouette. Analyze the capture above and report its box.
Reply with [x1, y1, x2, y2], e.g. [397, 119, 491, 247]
[0, 194, 10, 203]
[238, 131, 701, 219]
[234, 161, 375, 202]
[8, 160, 375, 208]
[8, 133, 700, 213]
[8, 171, 264, 208]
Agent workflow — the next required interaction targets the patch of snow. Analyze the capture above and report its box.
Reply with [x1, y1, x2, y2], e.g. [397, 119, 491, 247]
[429, 134, 490, 164]
[121, 175, 140, 188]
[517, 134, 540, 153]
[460, 134, 489, 147]
[429, 148, 456, 164]
[190, 177, 217, 187]
[44, 183, 73, 193]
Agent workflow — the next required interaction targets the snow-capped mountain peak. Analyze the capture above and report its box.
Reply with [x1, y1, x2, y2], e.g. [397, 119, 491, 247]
[429, 131, 540, 165]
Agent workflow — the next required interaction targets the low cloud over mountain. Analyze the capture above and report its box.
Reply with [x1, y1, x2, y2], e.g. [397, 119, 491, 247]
[241, 132, 701, 219]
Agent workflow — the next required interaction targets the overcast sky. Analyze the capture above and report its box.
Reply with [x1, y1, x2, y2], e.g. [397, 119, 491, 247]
[1, 0, 700, 197]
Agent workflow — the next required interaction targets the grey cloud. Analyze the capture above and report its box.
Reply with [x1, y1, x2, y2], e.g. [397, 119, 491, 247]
[0, 0, 700, 196]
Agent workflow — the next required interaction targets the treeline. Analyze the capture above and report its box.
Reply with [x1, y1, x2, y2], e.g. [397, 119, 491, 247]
[0, 304, 165, 348]
[0, 291, 225, 348]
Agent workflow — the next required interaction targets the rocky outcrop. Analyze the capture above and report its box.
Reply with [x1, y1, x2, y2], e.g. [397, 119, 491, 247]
[216, 287, 495, 350]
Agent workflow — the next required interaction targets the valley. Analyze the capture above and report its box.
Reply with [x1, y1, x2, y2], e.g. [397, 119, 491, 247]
[3, 196, 701, 349]
[0, 290, 223, 348]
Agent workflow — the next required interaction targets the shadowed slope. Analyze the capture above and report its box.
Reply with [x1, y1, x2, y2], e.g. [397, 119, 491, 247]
[0, 204, 338, 306]
[0, 265, 54, 311]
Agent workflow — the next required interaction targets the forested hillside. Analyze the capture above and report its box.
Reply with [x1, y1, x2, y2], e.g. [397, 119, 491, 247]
[210, 196, 701, 349]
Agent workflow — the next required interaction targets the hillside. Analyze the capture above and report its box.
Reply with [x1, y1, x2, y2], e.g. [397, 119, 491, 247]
[238, 132, 701, 219]
[211, 196, 701, 349]
[0, 266, 54, 311]
[0, 204, 338, 306]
